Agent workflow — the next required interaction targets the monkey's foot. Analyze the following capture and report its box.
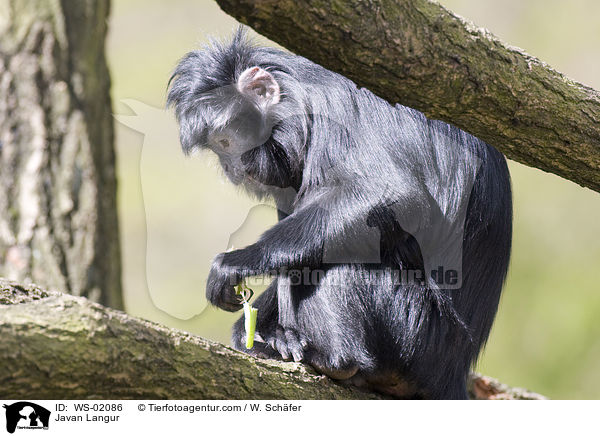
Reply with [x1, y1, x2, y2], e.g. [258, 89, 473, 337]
[266, 326, 308, 362]
[311, 363, 360, 381]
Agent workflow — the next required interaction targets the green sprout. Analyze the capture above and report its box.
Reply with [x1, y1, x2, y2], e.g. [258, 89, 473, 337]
[235, 281, 258, 349]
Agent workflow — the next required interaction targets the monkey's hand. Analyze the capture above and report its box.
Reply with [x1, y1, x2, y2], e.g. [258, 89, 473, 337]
[206, 253, 243, 312]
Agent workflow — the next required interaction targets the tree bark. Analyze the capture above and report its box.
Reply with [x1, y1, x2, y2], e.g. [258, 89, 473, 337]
[215, 0, 600, 193]
[0, 0, 122, 308]
[0, 279, 546, 400]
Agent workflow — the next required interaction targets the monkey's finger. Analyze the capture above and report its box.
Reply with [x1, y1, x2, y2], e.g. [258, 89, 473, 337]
[218, 287, 244, 312]
[217, 299, 243, 312]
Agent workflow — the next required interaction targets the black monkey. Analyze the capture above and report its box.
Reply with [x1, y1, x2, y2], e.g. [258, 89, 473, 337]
[167, 28, 512, 399]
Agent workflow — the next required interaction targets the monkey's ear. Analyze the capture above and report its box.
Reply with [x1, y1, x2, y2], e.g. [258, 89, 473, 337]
[237, 66, 280, 106]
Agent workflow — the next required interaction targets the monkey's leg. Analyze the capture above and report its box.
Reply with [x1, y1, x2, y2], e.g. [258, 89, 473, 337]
[262, 274, 307, 362]
[234, 272, 357, 371]
[279, 267, 369, 380]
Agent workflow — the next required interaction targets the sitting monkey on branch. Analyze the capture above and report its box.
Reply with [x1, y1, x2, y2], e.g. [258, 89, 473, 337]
[168, 28, 512, 400]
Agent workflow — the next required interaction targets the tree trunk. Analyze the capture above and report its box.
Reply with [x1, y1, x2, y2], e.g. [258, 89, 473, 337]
[0, 279, 546, 399]
[0, 0, 122, 308]
[216, 0, 600, 193]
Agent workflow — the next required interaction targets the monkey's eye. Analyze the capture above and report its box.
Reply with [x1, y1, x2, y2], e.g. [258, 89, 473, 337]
[219, 139, 230, 149]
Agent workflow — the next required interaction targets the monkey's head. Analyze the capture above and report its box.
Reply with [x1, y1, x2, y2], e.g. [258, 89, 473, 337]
[168, 41, 283, 186]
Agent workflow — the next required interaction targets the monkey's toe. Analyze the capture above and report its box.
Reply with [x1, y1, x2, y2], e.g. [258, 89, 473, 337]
[268, 326, 307, 362]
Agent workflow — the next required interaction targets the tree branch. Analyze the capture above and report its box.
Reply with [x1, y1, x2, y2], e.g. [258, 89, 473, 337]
[0, 279, 544, 399]
[215, 0, 600, 192]
[0, 0, 122, 308]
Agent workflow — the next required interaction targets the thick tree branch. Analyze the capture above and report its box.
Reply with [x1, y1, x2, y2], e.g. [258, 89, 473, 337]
[0, 279, 545, 399]
[0, 0, 122, 308]
[215, 0, 600, 192]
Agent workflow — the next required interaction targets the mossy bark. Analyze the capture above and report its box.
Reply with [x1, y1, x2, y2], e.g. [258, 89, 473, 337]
[0, 279, 545, 399]
[0, 0, 122, 308]
[216, 0, 600, 192]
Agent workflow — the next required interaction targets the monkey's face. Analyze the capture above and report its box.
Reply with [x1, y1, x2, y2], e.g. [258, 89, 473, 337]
[206, 99, 274, 185]
[169, 60, 283, 185]
[201, 66, 282, 186]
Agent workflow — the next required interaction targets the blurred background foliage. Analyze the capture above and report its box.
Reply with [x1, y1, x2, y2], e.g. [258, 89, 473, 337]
[107, 0, 600, 399]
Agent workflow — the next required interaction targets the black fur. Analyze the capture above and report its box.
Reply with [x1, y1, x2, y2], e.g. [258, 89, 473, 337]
[167, 28, 512, 399]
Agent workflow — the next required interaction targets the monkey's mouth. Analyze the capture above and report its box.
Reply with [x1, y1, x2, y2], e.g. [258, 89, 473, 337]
[240, 171, 273, 193]
[223, 166, 260, 187]
[225, 171, 245, 186]
[241, 172, 262, 186]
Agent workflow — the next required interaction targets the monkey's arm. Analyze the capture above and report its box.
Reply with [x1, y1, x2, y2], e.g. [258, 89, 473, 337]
[206, 184, 424, 311]
[206, 200, 329, 311]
